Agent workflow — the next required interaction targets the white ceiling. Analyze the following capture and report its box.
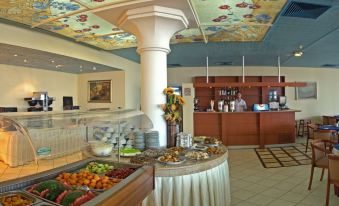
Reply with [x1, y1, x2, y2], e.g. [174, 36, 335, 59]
[0, 43, 121, 74]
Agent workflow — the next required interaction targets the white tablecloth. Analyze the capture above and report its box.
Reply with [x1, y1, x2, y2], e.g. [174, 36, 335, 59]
[142, 160, 231, 206]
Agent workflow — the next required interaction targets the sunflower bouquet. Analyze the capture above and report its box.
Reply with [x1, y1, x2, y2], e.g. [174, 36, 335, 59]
[161, 87, 185, 122]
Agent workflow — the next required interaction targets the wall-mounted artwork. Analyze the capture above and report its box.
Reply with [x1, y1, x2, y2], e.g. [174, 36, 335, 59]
[296, 82, 317, 100]
[88, 80, 112, 103]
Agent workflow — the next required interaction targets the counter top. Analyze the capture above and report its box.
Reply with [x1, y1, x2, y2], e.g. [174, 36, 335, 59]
[83, 146, 228, 177]
[194, 109, 301, 114]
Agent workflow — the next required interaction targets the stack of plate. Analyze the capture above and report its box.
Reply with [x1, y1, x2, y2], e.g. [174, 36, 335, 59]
[134, 131, 145, 150]
[145, 131, 160, 149]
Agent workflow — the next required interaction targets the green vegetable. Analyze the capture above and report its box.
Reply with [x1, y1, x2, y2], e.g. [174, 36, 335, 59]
[60, 190, 84, 206]
[45, 183, 67, 201]
[35, 180, 60, 193]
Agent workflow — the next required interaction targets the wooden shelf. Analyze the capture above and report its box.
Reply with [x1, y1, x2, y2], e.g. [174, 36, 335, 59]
[194, 76, 295, 110]
[194, 82, 307, 88]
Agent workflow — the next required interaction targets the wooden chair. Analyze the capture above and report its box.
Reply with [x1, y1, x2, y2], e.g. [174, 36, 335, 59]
[298, 119, 311, 137]
[313, 129, 336, 141]
[328, 117, 337, 125]
[326, 154, 339, 206]
[305, 123, 318, 153]
[308, 139, 335, 190]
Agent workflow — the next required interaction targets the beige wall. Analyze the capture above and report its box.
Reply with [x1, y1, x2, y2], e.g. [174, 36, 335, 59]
[78, 71, 125, 110]
[168, 66, 339, 122]
[0, 64, 78, 112]
[0, 22, 141, 110]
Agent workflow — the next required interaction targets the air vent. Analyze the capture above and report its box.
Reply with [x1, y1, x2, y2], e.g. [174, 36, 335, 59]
[282, 1, 330, 19]
[167, 63, 182, 68]
[322, 64, 339, 68]
[215, 62, 233, 66]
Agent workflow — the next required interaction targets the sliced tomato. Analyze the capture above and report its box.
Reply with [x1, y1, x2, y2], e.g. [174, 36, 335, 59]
[56, 190, 69, 204]
[40, 189, 49, 198]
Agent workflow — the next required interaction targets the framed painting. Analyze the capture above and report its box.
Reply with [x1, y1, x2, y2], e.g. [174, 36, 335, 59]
[88, 80, 112, 103]
[296, 82, 317, 100]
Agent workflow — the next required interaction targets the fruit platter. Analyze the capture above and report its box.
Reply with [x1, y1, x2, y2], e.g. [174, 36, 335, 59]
[0, 158, 154, 206]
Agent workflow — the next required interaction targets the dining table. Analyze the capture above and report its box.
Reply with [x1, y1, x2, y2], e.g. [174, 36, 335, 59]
[318, 124, 339, 131]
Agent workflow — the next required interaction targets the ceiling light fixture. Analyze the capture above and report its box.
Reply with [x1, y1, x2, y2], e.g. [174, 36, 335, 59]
[13, 54, 18, 57]
[293, 45, 303, 57]
[51, 60, 55, 63]
[23, 59, 27, 63]
[80, 69, 83, 72]
[56, 65, 62, 68]
[80, 65, 83, 68]
[93, 66, 96, 71]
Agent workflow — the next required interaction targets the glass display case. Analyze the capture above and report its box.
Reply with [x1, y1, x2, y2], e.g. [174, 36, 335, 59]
[0, 109, 153, 167]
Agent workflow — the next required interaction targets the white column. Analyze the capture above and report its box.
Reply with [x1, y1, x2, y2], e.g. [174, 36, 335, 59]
[118, 6, 188, 147]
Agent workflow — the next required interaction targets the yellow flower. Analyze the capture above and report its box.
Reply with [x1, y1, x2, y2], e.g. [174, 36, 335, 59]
[163, 87, 174, 94]
[178, 96, 186, 105]
[171, 104, 177, 111]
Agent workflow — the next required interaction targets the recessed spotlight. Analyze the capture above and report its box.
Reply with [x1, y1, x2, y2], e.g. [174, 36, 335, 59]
[80, 65, 83, 68]
[13, 54, 18, 57]
[24, 59, 28, 63]
[51, 60, 55, 63]
[80, 69, 83, 72]
[293, 50, 303, 57]
[93, 66, 96, 70]
[55, 65, 62, 68]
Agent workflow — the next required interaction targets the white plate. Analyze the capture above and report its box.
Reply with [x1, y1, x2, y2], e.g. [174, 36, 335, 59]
[157, 156, 186, 165]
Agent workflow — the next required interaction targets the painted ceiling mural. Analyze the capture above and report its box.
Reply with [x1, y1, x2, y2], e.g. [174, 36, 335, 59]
[0, 0, 286, 50]
[172, 0, 287, 43]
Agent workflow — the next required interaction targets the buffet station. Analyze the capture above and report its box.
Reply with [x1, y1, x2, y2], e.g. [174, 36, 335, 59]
[194, 76, 303, 148]
[0, 109, 231, 206]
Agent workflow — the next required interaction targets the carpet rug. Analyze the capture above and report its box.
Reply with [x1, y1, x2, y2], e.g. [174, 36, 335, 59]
[255, 143, 312, 168]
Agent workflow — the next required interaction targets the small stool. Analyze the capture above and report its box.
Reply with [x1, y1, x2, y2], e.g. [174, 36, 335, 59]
[298, 119, 311, 137]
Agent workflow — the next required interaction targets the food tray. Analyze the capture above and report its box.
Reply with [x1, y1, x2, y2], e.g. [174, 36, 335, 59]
[0, 190, 42, 205]
[157, 156, 186, 165]
[32, 202, 56, 206]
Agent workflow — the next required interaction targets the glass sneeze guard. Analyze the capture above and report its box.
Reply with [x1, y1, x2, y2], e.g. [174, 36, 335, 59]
[0, 109, 153, 167]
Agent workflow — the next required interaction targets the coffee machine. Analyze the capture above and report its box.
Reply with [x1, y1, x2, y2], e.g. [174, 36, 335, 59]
[24, 91, 55, 112]
[268, 90, 279, 110]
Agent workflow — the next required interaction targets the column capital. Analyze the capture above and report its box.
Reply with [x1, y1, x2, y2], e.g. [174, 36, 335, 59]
[117, 5, 188, 54]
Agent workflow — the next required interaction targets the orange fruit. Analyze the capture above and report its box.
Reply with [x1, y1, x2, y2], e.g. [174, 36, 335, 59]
[83, 179, 90, 185]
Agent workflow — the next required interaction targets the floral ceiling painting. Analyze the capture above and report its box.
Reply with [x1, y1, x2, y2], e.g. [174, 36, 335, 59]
[172, 0, 287, 43]
[0, 0, 287, 50]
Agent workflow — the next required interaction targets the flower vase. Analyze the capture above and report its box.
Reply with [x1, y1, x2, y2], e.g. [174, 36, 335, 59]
[167, 121, 178, 148]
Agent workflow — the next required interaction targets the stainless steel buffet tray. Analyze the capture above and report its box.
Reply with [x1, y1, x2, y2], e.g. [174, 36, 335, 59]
[0, 158, 146, 206]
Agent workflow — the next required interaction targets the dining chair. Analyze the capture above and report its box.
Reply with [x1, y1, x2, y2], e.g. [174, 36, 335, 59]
[306, 123, 318, 153]
[323, 116, 330, 125]
[308, 139, 335, 190]
[313, 129, 336, 141]
[328, 117, 337, 125]
[325, 154, 339, 206]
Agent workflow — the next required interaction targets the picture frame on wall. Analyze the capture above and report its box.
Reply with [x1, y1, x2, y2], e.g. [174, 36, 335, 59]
[295, 82, 317, 100]
[88, 80, 112, 103]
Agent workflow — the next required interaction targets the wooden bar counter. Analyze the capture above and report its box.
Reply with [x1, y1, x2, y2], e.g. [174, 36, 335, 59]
[194, 110, 300, 148]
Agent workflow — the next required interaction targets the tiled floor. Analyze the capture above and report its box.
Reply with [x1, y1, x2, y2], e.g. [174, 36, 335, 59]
[229, 143, 339, 206]
[0, 152, 84, 181]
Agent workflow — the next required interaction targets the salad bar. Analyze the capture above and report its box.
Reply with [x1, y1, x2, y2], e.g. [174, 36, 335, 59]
[0, 158, 154, 206]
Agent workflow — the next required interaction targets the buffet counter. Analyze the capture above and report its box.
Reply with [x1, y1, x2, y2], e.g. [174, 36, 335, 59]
[143, 150, 230, 206]
[194, 110, 300, 148]
[85, 146, 231, 206]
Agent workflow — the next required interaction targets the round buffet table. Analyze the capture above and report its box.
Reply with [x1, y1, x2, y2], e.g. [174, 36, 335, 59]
[142, 150, 231, 206]
[83, 147, 231, 206]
